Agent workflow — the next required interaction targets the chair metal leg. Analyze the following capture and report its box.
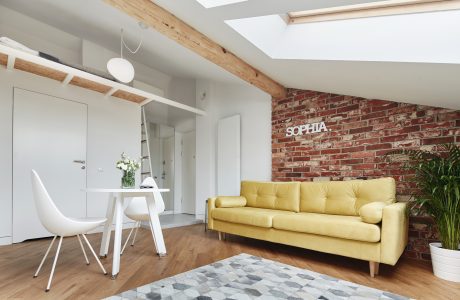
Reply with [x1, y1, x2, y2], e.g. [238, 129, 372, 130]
[77, 234, 90, 265]
[131, 221, 140, 246]
[121, 225, 136, 255]
[81, 234, 107, 275]
[34, 235, 57, 278]
[46, 236, 63, 292]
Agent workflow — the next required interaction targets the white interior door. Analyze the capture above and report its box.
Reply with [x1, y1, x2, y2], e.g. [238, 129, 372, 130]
[162, 136, 175, 211]
[13, 88, 87, 243]
[181, 131, 195, 214]
[217, 115, 241, 195]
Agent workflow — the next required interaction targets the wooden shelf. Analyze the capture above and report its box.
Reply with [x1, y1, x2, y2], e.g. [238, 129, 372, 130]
[0, 44, 205, 115]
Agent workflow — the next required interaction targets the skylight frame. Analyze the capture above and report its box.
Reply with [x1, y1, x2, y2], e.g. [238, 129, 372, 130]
[288, 0, 460, 24]
[196, 0, 248, 9]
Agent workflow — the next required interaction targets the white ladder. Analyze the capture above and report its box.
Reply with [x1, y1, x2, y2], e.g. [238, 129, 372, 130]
[141, 106, 153, 180]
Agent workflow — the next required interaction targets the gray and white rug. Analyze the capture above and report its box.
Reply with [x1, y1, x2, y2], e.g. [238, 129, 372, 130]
[106, 253, 410, 300]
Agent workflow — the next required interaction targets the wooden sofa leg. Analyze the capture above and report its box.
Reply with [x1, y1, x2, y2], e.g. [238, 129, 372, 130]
[218, 232, 222, 240]
[369, 261, 380, 277]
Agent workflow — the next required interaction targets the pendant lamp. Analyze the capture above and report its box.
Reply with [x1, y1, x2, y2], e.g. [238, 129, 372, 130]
[107, 26, 144, 83]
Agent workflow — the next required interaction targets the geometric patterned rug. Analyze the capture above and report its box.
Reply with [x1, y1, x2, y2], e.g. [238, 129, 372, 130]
[106, 253, 411, 300]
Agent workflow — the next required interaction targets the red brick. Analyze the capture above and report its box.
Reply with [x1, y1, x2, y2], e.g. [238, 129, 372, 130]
[341, 159, 363, 165]
[349, 126, 373, 134]
[292, 156, 310, 161]
[321, 149, 341, 154]
[331, 153, 350, 160]
[421, 121, 455, 130]
[366, 143, 392, 150]
[341, 146, 365, 153]
[422, 137, 455, 145]
[360, 111, 386, 120]
[354, 138, 380, 146]
[292, 167, 310, 172]
[380, 134, 408, 143]
[352, 163, 375, 169]
[371, 102, 399, 112]
[350, 151, 375, 158]
[337, 104, 359, 113]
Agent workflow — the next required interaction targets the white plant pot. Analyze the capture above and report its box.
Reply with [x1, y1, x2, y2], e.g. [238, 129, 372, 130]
[429, 242, 460, 283]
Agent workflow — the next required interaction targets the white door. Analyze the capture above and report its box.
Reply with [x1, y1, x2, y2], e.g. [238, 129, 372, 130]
[13, 88, 87, 243]
[162, 136, 175, 211]
[181, 131, 195, 214]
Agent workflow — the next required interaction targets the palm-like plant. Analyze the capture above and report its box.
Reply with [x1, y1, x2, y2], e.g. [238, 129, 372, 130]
[385, 144, 460, 250]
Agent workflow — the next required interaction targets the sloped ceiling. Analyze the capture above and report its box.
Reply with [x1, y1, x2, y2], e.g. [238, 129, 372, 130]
[155, 0, 460, 109]
[1, 0, 459, 109]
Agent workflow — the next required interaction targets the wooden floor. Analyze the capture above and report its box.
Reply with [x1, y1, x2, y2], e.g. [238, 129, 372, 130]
[0, 224, 458, 299]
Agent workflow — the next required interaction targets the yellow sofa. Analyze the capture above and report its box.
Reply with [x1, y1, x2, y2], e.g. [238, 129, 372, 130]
[207, 178, 408, 277]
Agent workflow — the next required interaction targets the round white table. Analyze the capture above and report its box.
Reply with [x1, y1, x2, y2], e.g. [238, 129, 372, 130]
[85, 188, 169, 279]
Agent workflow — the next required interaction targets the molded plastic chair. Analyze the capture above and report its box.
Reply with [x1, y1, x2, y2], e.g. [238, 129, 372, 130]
[31, 170, 107, 292]
[121, 177, 164, 254]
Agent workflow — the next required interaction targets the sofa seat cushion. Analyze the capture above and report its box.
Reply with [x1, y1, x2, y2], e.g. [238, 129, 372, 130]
[273, 213, 381, 242]
[212, 207, 295, 228]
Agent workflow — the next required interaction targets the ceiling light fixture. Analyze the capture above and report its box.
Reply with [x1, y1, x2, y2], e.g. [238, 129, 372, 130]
[107, 22, 146, 83]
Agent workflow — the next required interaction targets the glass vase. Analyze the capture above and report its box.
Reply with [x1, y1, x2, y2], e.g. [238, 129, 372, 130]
[121, 171, 135, 189]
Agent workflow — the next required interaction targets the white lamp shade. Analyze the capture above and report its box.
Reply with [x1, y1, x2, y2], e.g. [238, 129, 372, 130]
[107, 57, 135, 83]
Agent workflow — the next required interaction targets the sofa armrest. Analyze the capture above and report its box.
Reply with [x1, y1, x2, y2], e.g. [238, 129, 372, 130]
[216, 196, 247, 208]
[380, 202, 409, 265]
[207, 198, 217, 230]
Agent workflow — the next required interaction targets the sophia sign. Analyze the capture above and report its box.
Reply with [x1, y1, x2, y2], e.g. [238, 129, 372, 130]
[286, 121, 330, 137]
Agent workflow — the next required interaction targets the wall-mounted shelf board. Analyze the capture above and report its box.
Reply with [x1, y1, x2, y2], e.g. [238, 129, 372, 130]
[0, 44, 205, 116]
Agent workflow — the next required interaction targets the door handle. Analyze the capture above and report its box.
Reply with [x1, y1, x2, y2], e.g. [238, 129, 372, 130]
[73, 160, 86, 164]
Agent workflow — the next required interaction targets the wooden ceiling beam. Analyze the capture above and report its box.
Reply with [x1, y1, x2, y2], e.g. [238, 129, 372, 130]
[104, 0, 287, 99]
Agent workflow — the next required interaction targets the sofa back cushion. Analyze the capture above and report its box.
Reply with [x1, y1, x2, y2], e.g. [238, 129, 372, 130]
[241, 181, 300, 212]
[300, 177, 396, 216]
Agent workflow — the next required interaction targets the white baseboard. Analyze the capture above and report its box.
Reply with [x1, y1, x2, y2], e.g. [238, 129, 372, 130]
[196, 214, 205, 221]
[0, 236, 12, 246]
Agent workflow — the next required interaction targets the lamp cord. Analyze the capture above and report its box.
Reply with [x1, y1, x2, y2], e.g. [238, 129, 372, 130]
[120, 28, 143, 58]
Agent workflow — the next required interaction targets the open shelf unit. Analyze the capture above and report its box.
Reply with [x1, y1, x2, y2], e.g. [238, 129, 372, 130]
[0, 44, 205, 115]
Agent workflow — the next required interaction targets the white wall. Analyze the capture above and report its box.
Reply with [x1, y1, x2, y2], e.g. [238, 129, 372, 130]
[82, 40, 172, 92]
[195, 80, 272, 218]
[0, 66, 140, 244]
[0, 5, 81, 64]
[167, 77, 197, 133]
[0, 83, 13, 244]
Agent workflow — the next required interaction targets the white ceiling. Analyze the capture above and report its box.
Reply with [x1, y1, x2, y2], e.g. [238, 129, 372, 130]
[1, 0, 459, 109]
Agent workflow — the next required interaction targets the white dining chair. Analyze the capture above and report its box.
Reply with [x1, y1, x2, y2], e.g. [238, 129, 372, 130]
[121, 177, 164, 255]
[31, 170, 108, 292]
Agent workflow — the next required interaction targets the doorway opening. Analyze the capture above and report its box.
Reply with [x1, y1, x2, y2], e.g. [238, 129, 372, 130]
[142, 101, 199, 228]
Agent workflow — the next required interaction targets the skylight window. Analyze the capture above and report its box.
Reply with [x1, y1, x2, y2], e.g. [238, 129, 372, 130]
[288, 0, 460, 24]
[196, 0, 248, 9]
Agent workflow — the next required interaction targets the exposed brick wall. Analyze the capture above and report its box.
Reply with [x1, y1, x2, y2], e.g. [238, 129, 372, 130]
[272, 88, 460, 260]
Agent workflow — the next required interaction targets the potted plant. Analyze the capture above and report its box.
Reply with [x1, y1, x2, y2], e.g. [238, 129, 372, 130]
[116, 152, 141, 189]
[386, 144, 460, 282]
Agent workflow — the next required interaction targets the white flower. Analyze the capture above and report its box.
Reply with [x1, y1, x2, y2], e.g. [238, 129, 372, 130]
[116, 153, 141, 172]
